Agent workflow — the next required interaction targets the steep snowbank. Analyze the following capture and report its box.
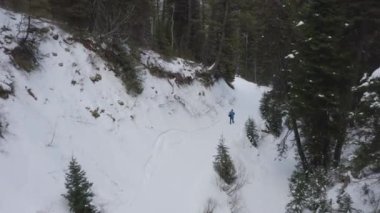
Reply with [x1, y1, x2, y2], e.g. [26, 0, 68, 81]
[0, 8, 295, 213]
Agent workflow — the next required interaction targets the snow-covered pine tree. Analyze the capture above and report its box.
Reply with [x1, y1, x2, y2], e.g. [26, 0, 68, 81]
[286, 168, 331, 213]
[353, 69, 380, 175]
[337, 192, 353, 212]
[213, 136, 237, 186]
[245, 117, 259, 147]
[63, 157, 97, 213]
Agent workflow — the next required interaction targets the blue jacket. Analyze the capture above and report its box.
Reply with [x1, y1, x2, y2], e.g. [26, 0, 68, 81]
[229, 111, 235, 117]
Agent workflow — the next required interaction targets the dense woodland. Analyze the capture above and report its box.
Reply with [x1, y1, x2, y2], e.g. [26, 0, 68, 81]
[1, 0, 379, 211]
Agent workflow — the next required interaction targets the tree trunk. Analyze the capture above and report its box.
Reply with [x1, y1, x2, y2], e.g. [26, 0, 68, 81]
[186, 0, 192, 50]
[162, 0, 166, 23]
[156, 0, 160, 23]
[333, 112, 348, 167]
[201, 0, 205, 27]
[171, 4, 175, 49]
[21, 15, 31, 45]
[333, 136, 344, 167]
[214, 0, 229, 70]
[291, 116, 309, 172]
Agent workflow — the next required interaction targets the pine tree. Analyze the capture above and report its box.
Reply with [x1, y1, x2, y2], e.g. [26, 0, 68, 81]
[213, 136, 236, 186]
[286, 168, 331, 213]
[63, 157, 97, 213]
[352, 71, 380, 174]
[171, 0, 203, 58]
[245, 118, 259, 147]
[204, 0, 240, 83]
[286, 0, 353, 169]
[337, 192, 353, 213]
[260, 91, 283, 137]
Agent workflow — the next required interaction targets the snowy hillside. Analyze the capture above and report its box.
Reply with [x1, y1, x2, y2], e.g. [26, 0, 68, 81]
[0, 9, 295, 213]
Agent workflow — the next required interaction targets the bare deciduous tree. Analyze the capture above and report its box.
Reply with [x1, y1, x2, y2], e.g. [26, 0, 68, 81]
[90, 0, 135, 42]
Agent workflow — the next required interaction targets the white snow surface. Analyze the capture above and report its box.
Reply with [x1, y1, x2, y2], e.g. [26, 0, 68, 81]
[0, 8, 296, 213]
[328, 172, 380, 212]
[285, 54, 295, 59]
[296, 21, 304, 27]
[369, 66, 380, 80]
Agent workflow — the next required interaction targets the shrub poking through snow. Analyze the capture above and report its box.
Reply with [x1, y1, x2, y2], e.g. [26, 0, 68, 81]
[11, 41, 38, 72]
[63, 157, 97, 213]
[245, 118, 259, 147]
[213, 136, 237, 186]
[90, 73, 102, 83]
[0, 78, 13, 99]
[0, 118, 5, 138]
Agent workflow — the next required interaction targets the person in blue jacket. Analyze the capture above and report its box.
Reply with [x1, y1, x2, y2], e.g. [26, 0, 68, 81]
[228, 109, 235, 124]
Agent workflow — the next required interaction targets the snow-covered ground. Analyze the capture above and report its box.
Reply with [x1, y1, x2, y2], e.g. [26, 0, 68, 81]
[0, 8, 296, 213]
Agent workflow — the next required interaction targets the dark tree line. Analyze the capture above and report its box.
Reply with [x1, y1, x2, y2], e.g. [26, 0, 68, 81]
[260, 0, 380, 175]
[2, 0, 378, 172]
[0, 0, 297, 84]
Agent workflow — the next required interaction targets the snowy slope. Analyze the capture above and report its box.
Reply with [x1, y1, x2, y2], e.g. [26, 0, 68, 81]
[0, 9, 295, 213]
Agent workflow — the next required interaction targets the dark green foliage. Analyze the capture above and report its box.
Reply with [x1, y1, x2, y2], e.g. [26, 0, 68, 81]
[153, 23, 173, 57]
[345, 0, 380, 80]
[0, 122, 3, 138]
[148, 65, 193, 86]
[49, 0, 92, 31]
[245, 118, 259, 147]
[102, 44, 143, 96]
[260, 91, 283, 137]
[337, 192, 353, 213]
[1, 0, 52, 18]
[49, 0, 152, 45]
[89, 74, 102, 83]
[195, 71, 215, 87]
[286, 168, 331, 213]
[0, 117, 6, 138]
[0, 88, 11, 99]
[205, 0, 240, 83]
[237, 0, 294, 85]
[352, 75, 380, 175]
[172, 0, 204, 59]
[284, 0, 354, 169]
[11, 41, 38, 72]
[126, 0, 152, 46]
[63, 157, 97, 213]
[0, 82, 13, 100]
[213, 136, 237, 186]
[352, 132, 380, 175]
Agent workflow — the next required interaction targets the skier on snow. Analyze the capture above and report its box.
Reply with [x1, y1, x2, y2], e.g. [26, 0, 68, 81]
[228, 109, 235, 124]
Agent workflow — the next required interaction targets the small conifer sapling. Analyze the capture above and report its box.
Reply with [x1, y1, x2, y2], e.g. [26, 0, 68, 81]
[213, 136, 237, 186]
[63, 157, 97, 213]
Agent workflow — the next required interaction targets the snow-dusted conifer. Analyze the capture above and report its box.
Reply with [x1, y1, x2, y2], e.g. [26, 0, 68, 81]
[259, 91, 283, 137]
[337, 192, 353, 213]
[286, 168, 330, 213]
[63, 157, 97, 213]
[245, 118, 259, 147]
[213, 136, 237, 185]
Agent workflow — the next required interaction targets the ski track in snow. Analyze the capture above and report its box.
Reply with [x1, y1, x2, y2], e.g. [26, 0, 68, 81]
[144, 129, 186, 183]
[143, 117, 223, 183]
